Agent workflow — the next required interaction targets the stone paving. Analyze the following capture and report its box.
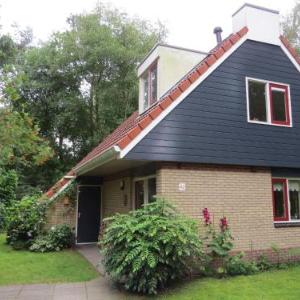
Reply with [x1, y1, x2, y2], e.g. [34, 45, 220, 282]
[0, 244, 140, 300]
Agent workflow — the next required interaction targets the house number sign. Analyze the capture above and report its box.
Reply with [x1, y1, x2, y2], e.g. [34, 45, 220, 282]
[178, 182, 186, 192]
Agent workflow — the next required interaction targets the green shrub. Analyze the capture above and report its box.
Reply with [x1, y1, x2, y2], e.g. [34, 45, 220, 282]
[6, 195, 47, 249]
[30, 224, 74, 252]
[225, 252, 258, 276]
[256, 254, 272, 271]
[0, 168, 18, 231]
[100, 200, 205, 295]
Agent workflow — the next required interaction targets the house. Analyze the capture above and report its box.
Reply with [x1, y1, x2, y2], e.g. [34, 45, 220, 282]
[45, 3, 300, 260]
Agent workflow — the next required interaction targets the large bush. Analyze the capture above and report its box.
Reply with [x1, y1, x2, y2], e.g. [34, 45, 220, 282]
[100, 200, 204, 295]
[0, 168, 18, 231]
[6, 195, 47, 249]
[30, 224, 74, 252]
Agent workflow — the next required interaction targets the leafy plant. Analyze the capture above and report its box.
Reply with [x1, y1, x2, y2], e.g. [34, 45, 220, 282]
[0, 168, 18, 230]
[100, 200, 205, 295]
[6, 195, 48, 249]
[225, 252, 258, 276]
[271, 243, 281, 268]
[30, 224, 74, 252]
[256, 254, 272, 271]
[202, 209, 234, 260]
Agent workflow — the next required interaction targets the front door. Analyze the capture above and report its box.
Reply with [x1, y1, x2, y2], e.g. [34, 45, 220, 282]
[77, 186, 101, 243]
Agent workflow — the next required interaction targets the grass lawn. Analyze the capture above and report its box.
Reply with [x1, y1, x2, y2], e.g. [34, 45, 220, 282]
[159, 266, 300, 300]
[0, 234, 98, 285]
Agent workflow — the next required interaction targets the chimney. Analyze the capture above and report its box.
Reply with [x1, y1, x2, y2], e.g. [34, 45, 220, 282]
[213, 27, 223, 45]
[232, 3, 280, 45]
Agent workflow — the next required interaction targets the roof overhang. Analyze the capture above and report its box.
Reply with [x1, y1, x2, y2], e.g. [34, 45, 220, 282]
[74, 145, 121, 176]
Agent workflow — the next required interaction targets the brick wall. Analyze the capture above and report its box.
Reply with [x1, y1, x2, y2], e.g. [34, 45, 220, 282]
[102, 177, 132, 218]
[45, 196, 76, 229]
[157, 164, 300, 252]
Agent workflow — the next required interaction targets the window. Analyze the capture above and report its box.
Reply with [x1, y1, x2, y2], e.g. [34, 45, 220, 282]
[134, 176, 156, 209]
[247, 78, 291, 126]
[142, 63, 157, 110]
[272, 178, 300, 222]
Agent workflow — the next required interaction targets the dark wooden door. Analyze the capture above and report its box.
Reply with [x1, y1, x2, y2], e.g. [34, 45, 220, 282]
[77, 186, 101, 243]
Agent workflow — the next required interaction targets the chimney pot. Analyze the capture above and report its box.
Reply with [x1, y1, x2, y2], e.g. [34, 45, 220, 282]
[213, 27, 223, 45]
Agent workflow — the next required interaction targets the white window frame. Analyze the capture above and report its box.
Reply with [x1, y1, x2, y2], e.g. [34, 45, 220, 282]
[273, 177, 300, 224]
[141, 62, 158, 111]
[245, 77, 292, 127]
[132, 175, 156, 210]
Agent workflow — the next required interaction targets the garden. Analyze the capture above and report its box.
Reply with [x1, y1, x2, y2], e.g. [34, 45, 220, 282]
[99, 200, 300, 298]
[0, 170, 98, 285]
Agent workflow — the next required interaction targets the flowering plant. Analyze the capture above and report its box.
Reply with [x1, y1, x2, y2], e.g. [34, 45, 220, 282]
[202, 209, 233, 258]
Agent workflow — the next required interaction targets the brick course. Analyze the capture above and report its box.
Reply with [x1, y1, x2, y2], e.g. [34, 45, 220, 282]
[102, 177, 132, 218]
[156, 164, 300, 252]
[45, 196, 76, 229]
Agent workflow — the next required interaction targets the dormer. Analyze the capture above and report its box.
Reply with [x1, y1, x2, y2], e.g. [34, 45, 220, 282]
[137, 44, 207, 114]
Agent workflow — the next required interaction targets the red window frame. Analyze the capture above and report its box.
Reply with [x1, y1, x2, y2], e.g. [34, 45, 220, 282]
[269, 83, 290, 126]
[272, 178, 289, 222]
[143, 62, 157, 108]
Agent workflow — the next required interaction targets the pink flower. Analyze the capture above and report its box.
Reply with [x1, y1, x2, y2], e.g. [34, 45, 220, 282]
[220, 217, 228, 231]
[202, 208, 211, 225]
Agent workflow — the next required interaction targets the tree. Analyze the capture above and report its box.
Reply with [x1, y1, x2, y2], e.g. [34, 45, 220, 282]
[282, 0, 300, 52]
[0, 109, 53, 168]
[1, 3, 166, 190]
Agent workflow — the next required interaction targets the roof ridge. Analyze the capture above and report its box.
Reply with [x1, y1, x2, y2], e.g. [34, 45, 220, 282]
[45, 26, 249, 198]
[116, 26, 248, 150]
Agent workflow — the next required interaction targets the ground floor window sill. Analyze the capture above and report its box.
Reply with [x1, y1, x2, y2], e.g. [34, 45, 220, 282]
[274, 222, 300, 228]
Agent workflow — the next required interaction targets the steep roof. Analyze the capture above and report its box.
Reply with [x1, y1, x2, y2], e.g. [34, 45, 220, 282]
[75, 26, 249, 169]
[46, 26, 300, 198]
[45, 27, 248, 198]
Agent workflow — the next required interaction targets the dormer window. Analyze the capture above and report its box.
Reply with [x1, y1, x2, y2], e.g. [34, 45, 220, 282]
[246, 78, 291, 126]
[142, 63, 157, 110]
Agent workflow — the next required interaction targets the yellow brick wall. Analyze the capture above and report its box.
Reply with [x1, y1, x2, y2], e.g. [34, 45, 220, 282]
[102, 177, 132, 218]
[157, 164, 300, 252]
[46, 196, 76, 229]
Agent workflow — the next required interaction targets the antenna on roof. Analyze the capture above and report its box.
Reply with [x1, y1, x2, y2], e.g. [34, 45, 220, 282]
[213, 27, 223, 45]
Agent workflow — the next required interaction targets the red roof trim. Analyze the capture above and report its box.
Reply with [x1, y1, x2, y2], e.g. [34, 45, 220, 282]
[280, 36, 300, 65]
[46, 30, 300, 199]
[114, 26, 248, 151]
[45, 26, 249, 197]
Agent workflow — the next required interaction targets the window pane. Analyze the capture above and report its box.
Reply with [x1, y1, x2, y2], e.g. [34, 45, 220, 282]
[248, 81, 267, 122]
[289, 181, 300, 220]
[143, 76, 149, 109]
[150, 66, 157, 105]
[135, 181, 144, 209]
[148, 178, 156, 203]
[271, 89, 287, 122]
[273, 182, 286, 219]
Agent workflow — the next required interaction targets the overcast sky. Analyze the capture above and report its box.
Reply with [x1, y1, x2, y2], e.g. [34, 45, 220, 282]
[0, 0, 297, 51]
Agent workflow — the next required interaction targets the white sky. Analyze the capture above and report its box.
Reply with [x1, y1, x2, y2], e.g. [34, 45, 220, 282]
[0, 0, 297, 51]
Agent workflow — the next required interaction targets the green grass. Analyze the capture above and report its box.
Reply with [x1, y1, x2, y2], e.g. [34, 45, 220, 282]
[159, 266, 300, 300]
[0, 234, 98, 285]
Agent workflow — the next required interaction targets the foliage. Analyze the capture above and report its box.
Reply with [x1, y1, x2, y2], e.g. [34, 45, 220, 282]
[282, 0, 300, 53]
[6, 195, 48, 249]
[202, 209, 234, 259]
[1, 3, 167, 192]
[256, 254, 272, 272]
[100, 200, 204, 295]
[0, 168, 18, 230]
[0, 109, 53, 168]
[30, 224, 74, 252]
[159, 265, 300, 300]
[225, 252, 258, 276]
[0, 234, 98, 285]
